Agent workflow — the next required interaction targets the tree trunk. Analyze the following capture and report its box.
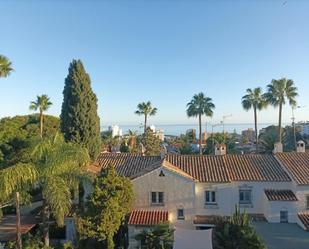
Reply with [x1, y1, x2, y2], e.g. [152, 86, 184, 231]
[199, 114, 202, 155]
[254, 107, 258, 153]
[16, 192, 22, 249]
[107, 234, 114, 249]
[42, 199, 50, 246]
[144, 114, 147, 134]
[278, 103, 282, 143]
[40, 111, 43, 139]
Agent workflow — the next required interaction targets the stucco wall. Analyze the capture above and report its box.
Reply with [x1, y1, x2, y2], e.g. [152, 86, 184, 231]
[132, 167, 196, 229]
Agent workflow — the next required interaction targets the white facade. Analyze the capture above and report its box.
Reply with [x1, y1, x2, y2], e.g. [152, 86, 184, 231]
[109, 125, 122, 137]
[128, 162, 309, 248]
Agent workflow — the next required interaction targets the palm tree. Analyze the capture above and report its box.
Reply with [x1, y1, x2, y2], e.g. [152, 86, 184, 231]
[0, 55, 13, 78]
[29, 95, 52, 138]
[135, 101, 158, 133]
[263, 78, 298, 143]
[0, 163, 38, 249]
[187, 92, 215, 155]
[241, 87, 267, 152]
[31, 134, 90, 246]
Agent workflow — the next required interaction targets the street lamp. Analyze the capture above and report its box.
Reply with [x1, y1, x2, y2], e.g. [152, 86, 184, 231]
[292, 105, 305, 151]
[211, 123, 221, 147]
[221, 114, 232, 143]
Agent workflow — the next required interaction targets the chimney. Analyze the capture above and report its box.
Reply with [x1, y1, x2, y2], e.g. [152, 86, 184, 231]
[273, 142, 283, 154]
[160, 145, 167, 159]
[215, 143, 226, 156]
[296, 140, 306, 153]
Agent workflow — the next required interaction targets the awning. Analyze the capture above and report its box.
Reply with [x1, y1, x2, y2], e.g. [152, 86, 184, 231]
[173, 227, 213, 249]
[128, 210, 169, 226]
[0, 215, 37, 241]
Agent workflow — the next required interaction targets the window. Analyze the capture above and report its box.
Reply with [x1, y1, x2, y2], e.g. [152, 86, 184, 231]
[306, 196, 309, 209]
[280, 210, 288, 223]
[239, 189, 252, 204]
[151, 192, 164, 205]
[177, 209, 185, 220]
[205, 191, 216, 204]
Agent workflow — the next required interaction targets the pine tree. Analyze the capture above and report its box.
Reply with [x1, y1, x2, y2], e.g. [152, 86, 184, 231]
[60, 60, 101, 160]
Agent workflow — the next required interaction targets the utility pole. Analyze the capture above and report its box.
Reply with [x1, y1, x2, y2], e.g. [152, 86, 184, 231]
[16, 192, 22, 249]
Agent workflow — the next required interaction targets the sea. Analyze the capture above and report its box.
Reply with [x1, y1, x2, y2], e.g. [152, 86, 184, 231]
[101, 123, 285, 136]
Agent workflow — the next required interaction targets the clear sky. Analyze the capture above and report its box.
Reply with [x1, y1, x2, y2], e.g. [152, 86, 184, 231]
[1, 0, 309, 126]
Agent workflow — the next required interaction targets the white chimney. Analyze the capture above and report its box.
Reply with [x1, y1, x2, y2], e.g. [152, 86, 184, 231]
[273, 142, 283, 154]
[215, 143, 226, 156]
[296, 140, 306, 153]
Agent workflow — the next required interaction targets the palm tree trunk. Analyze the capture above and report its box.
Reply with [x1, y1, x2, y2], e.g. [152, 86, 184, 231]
[42, 199, 50, 246]
[144, 114, 147, 134]
[278, 103, 282, 143]
[16, 192, 22, 249]
[40, 110, 43, 139]
[254, 107, 258, 153]
[199, 114, 202, 155]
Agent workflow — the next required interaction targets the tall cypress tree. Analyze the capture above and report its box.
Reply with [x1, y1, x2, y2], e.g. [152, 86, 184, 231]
[60, 59, 101, 160]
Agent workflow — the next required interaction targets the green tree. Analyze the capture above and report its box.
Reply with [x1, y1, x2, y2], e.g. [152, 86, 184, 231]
[135, 223, 174, 249]
[135, 101, 158, 133]
[77, 165, 134, 249]
[0, 115, 60, 168]
[29, 95, 52, 138]
[0, 55, 13, 78]
[141, 128, 162, 156]
[60, 59, 101, 160]
[187, 92, 215, 154]
[32, 135, 90, 246]
[213, 206, 266, 249]
[0, 163, 38, 249]
[263, 78, 298, 143]
[241, 88, 267, 152]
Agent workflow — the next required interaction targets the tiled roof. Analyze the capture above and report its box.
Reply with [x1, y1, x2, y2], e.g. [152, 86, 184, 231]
[165, 154, 230, 182]
[298, 212, 309, 230]
[89, 153, 292, 183]
[128, 210, 169, 226]
[0, 215, 37, 241]
[194, 214, 266, 224]
[165, 154, 290, 183]
[264, 189, 298, 201]
[275, 152, 309, 185]
[89, 153, 162, 179]
[193, 215, 225, 224]
[224, 154, 290, 182]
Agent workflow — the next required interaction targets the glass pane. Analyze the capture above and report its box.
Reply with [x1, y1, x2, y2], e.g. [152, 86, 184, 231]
[177, 209, 184, 218]
[158, 192, 164, 203]
[151, 192, 157, 203]
[205, 191, 210, 202]
[212, 191, 216, 202]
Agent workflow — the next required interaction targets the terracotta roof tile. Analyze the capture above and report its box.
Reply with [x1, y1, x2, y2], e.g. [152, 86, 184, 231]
[264, 189, 298, 201]
[89, 153, 162, 179]
[193, 215, 225, 224]
[165, 154, 230, 183]
[89, 153, 292, 183]
[224, 154, 291, 182]
[0, 215, 37, 241]
[128, 210, 169, 226]
[275, 152, 309, 185]
[298, 212, 309, 230]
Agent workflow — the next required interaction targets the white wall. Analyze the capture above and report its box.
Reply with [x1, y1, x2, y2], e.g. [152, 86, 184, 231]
[132, 167, 196, 229]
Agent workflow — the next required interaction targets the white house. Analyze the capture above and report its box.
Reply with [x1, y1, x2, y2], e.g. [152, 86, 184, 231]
[88, 142, 309, 248]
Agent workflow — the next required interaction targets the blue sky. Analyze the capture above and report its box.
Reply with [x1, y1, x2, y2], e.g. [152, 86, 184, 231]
[1, 0, 309, 126]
